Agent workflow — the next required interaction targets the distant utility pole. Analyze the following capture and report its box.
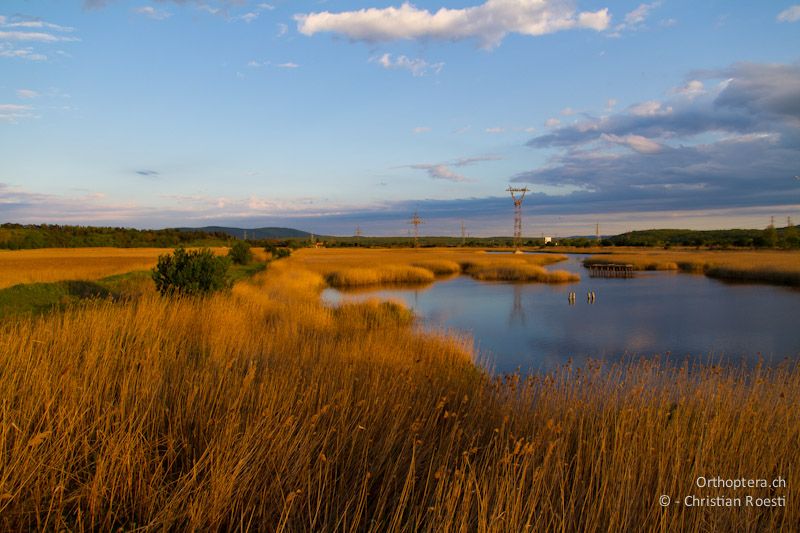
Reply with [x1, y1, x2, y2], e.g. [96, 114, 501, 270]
[460, 220, 467, 246]
[409, 210, 423, 247]
[355, 226, 363, 238]
[788, 216, 793, 228]
[596, 223, 600, 243]
[770, 216, 775, 227]
[506, 186, 530, 250]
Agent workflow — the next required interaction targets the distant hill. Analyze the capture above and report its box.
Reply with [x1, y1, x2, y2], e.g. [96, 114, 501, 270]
[178, 226, 314, 239]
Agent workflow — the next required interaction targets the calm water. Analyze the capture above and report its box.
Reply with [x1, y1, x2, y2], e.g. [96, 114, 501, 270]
[323, 255, 800, 373]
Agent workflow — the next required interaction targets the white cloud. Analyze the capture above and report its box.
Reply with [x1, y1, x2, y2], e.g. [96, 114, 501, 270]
[606, 98, 617, 110]
[560, 107, 576, 116]
[485, 127, 504, 133]
[413, 126, 431, 134]
[672, 79, 705, 99]
[545, 117, 561, 127]
[601, 133, 663, 154]
[3, 20, 75, 32]
[16, 89, 39, 99]
[0, 44, 47, 61]
[777, 5, 800, 22]
[628, 100, 672, 116]
[133, 6, 172, 20]
[276, 23, 288, 37]
[0, 30, 77, 42]
[607, 1, 660, 36]
[247, 60, 300, 69]
[295, 0, 610, 48]
[372, 53, 444, 76]
[234, 12, 259, 23]
[0, 103, 34, 123]
[412, 164, 466, 182]
[624, 2, 659, 26]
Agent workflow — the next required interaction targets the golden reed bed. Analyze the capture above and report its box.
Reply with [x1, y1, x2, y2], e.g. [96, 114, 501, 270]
[0, 247, 266, 289]
[290, 248, 579, 287]
[0, 259, 797, 530]
[584, 249, 800, 285]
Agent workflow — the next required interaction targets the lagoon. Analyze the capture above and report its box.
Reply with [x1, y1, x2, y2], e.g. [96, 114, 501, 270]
[323, 254, 800, 373]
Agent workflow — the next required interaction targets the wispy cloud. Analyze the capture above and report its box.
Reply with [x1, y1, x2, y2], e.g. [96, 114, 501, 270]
[412, 126, 431, 134]
[0, 104, 35, 123]
[135, 169, 160, 177]
[0, 44, 47, 61]
[411, 164, 467, 182]
[295, 0, 610, 49]
[246, 60, 300, 69]
[607, 1, 663, 37]
[410, 154, 501, 182]
[15, 89, 39, 99]
[777, 5, 800, 22]
[0, 15, 78, 61]
[133, 6, 172, 21]
[371, 53, 443, 76]
[0, 30, 78, 42]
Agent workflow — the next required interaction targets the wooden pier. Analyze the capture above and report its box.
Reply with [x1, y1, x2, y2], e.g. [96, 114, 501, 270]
[586, 263, 635, 278]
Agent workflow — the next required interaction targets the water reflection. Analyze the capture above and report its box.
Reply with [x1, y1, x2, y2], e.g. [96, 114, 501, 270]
[510, 284, 525, 326]
[323, 255, 800, 373]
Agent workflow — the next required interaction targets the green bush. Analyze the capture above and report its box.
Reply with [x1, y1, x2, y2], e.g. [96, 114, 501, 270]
[152, 247, 230, 296]
[228, 240, 253, 265]
[270, 247, 292, 260]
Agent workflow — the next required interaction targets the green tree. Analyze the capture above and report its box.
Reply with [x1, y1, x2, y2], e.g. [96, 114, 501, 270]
[782, 224, 798, 248]
[152, 247, 230, 296]
[762, 224, 778, 248]
[228, 240, 253, 265]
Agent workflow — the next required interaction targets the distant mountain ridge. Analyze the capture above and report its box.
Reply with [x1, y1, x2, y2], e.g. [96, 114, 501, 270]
[177, 226, 314, 239]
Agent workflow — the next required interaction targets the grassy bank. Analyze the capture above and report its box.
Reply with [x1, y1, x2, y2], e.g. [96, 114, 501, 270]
[0, 259, 266, 318]
[0, 260, 796, 530]
[0, 247, 265, 289]
[583, 250, 800, 286]
[291, 248, 578, 288]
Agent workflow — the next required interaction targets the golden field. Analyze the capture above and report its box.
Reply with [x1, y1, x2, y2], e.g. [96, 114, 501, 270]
[584, 249, 800, 285]
[0, 254, 797, 530]
[288, 248, 578, 287]
[0, 247, 267, 289]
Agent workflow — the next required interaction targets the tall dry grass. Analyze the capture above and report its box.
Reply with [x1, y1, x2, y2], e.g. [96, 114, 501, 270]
[1, 260, 796, 531]
[0, 247, 250, 289]
[292, 248, 578, 287]
[584, 250, 800, 285]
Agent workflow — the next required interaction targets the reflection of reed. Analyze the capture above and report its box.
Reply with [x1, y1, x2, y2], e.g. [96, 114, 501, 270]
[331, 281, 435, 296]
[509, 284, 526, 326]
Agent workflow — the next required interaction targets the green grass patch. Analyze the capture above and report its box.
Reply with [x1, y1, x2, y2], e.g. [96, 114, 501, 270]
[0, 263, 268, 318]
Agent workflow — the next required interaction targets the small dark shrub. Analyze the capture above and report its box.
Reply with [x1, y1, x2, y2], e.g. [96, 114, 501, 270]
[152, 247, 230, 296]
[271, 247, 292, 260]
[228, 240, 253, 265]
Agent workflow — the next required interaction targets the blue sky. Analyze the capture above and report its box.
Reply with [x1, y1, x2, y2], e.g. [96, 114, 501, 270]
[1, 0, 799, 236]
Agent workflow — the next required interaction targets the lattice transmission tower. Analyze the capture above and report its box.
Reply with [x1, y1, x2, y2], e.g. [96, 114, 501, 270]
[506, 186, 530, 250]
[409, 210, 423, 247]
